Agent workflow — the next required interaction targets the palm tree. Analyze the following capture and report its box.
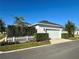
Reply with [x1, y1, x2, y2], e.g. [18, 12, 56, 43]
[14, 16, 25, 26]
[14, 16, 26, 36]
[65, 20, 76, 37]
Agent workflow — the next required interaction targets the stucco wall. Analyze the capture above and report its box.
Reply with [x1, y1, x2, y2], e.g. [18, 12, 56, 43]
[74, 31, 79, 35]
[35, 25, 63, 39]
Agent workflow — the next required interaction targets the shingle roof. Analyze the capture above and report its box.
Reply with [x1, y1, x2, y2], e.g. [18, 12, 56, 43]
[34, 20, 63, 28]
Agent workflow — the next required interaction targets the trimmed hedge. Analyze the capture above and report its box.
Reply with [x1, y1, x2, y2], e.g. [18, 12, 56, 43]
[35, 33, 50, 42]
[61, 33, 69, 39]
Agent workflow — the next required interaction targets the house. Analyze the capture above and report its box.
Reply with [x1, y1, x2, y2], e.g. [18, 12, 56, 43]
[62, 28, 79, 36]
[3, 20, 63, 43]
[34, 20, 63, 39]
[74, 28, 79, 35]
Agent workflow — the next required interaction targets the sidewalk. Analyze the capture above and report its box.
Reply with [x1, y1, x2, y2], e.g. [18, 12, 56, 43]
[49, 39, 73, 44]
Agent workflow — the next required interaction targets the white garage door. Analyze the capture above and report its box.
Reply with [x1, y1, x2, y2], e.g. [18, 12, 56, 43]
[47, 30, 60, 39]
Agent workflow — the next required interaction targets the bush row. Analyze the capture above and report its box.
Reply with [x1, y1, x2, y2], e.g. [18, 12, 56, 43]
[61, 33, 69, 39]
[35, 33, 50, 42]
[61, 33, 74, 39]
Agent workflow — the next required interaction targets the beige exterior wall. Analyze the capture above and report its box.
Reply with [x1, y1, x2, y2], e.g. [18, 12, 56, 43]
[35, 25, 63, 39]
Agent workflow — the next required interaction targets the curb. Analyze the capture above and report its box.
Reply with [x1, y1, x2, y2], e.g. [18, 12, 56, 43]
[0, 39, 74, 54]
[0, 51, 3, 54]
[0, 44, 51, 54]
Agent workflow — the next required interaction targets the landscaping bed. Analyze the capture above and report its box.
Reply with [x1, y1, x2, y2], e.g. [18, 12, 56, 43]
[0, 40, 50, 51]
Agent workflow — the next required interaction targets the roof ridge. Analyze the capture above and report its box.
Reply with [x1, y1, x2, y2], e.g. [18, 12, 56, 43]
[38, 20, 62, 26]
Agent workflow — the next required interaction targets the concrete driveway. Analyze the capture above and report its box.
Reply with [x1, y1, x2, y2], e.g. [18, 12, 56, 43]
[49, 39, 73, 44]
[0, 40, 79, 59]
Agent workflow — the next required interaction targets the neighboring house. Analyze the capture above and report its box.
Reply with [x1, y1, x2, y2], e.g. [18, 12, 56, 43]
[74, 28, 79, 35]
[33, 20, 63, 39]
[62, 28, 79, 35]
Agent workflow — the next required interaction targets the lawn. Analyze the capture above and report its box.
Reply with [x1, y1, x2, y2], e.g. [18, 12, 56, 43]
[70, 37, 79, 40]
[0, 40, 50, 51]
[69, 35, 79, 40]
[0, 34, 5, 40]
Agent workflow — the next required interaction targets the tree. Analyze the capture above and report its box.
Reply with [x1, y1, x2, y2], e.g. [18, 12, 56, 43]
[14, 16, 25, 26]
[7, 16, 37, 37]
[14, 16, 26, 35]
[0, 19, 5, 33]
[65, 20, 76, 37]
[7, 25, 16, 37]
[26, 26, 37, 36]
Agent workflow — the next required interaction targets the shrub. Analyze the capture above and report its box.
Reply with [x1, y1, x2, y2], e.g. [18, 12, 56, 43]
[61, 33, 69, 39]
[26, 26, 37, 36]
[35, 33, 50, 42]
[7, 25, 16, 37]
[0, 41, 20, 46]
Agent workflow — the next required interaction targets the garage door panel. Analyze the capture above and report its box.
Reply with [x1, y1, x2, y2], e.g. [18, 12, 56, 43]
[47, 30, 60, 39]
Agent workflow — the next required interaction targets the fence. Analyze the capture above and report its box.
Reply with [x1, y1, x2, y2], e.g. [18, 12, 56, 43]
[6, 36, 35, 43]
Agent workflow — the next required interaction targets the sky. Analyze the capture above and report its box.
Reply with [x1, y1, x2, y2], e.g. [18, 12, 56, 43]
[0, 0, 79, 26]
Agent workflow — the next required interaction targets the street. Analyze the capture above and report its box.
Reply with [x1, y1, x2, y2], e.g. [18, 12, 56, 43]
[0, 40, 79, 59]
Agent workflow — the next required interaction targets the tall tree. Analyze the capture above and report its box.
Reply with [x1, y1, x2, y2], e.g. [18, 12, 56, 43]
[14, 16, 25, 26]
[65, 20, 76, 37]
[14, 16, 25, 35]
[0, 19, 5, 33]
[7, 25, 16, 37]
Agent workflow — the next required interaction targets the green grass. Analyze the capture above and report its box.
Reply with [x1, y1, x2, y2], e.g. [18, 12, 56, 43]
[70, 37, 79, 40]
[0, 34, 5, 40]
[75, 35, 79, 37]
[0, 40, 50, 51]
[69, 35, 79, 40]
